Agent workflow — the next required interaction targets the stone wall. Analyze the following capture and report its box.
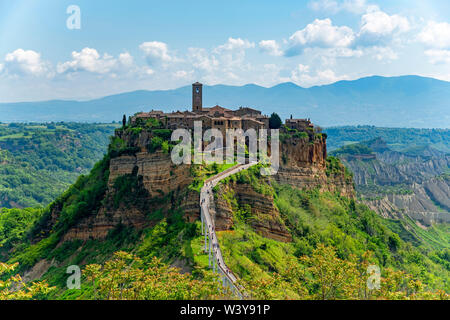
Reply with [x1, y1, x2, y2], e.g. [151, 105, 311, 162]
[213, 180, 292, 242]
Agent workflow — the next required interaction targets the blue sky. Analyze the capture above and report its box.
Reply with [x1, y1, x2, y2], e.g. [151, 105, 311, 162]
[1, 0, 450, 102]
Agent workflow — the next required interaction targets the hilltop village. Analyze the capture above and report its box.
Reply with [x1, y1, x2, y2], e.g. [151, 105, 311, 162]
[56, 81, 354, 245]
[131, 82, 314, 134]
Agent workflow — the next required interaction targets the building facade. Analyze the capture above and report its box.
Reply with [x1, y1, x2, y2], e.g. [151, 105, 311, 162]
[131, 82, 312, 133]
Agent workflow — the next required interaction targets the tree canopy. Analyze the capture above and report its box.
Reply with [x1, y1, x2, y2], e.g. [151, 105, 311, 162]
[269, 113, 282, 129]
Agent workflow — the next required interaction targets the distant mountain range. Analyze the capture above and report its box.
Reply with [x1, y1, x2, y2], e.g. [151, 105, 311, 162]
[1, 75, 449, 128]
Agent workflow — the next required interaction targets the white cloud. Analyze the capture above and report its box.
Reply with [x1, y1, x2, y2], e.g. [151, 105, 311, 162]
[309, 0, 340, 13]
[139, 41, 173, 65]
[185, 38, 254, 85]
[286, 19, 355, 56]
[418, 21, 450, 49]
[297, 64, 310, 73]
[118, 52, 134, 67]
[214, 37, 255, 52]
[174, 70, 193, 79]
[353, 46, 398, 61]
[325, 47, 364, 58]
[424, 49, 450, 64]
[309, 0, 369, 14]
[358, 8, 410, 45]
[213, 38, 254, 70]
[143, 67, 155, 75]
[188, 47, 219, 73]
[290, 64, 349, 87]
[259, 40, 283, 56]
[4, 49, 49, 76]
[0, 63, 3, 73]
[57, 48, 128, 74]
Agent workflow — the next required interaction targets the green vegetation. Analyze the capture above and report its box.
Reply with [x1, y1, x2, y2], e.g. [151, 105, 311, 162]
[325, 126, 450, 153]
[2, 154, 110, 273]
[0, 207, 43, 252]
[330, 143, 373, 156]
[81, 252, 225, 300]
[358, 184, 414, 197]
[269, 113, 282, 129]
[326, 156, 353, 183]
[113, 119, 175, 155]
[279, 125, 320, 145]
[216, 179, 450, 298]
[1, 261, 55, 300]
[188, 162, 236, 192]
[0, 122, 118, 208]
[1, 121, 449, 300]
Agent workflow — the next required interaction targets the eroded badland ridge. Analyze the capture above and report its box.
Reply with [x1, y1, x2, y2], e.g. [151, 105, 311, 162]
[333, 137, 450, 226]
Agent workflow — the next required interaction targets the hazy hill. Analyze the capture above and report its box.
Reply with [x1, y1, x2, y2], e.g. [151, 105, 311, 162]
[1, 75, 449, 128]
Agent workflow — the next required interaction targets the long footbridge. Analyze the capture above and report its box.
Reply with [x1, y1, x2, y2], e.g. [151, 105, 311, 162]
[200, 162, 258, 299]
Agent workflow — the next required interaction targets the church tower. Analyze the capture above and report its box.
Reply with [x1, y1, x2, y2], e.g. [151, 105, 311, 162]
[192, 82, 202, 112]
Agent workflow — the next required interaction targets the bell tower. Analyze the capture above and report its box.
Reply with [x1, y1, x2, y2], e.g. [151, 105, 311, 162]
[192, 82, 202, 112]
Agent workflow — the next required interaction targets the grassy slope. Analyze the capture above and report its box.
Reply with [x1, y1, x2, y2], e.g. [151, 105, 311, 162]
[214, 169, 450, 295]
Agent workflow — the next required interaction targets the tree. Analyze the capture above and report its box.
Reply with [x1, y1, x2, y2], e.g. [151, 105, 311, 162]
[301, 244, 359, 300]
[0, 262, 55, 300]
[84, 251, 230, 300]
[269, 113, 282, 129]
[122, 114, 126, 128]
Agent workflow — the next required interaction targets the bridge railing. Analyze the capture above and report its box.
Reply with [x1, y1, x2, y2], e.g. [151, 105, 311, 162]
[200, 162, 258, 299]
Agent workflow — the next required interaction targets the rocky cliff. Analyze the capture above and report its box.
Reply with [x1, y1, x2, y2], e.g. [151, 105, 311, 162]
[363, 177, 450, 225]
[58, 125, 353, 242]
[213, 179, 292, 242]
[62, 128, 193, 241]
[275, 134, 354, 198]
[336, 139, 450, 226]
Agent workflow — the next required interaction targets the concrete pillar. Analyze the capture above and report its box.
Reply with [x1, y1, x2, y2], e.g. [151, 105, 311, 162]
[201, 207, 204, 235]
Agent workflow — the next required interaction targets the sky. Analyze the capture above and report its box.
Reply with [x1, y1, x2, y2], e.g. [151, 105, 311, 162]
[1, 0, 450, 102]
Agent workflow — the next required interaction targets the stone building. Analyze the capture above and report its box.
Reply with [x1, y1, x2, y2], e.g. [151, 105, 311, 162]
[285, 118, 314, 131]
[131, 82, 311, 133]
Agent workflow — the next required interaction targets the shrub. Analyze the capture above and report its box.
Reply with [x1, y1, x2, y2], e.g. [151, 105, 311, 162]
[269, 113, 282, 129]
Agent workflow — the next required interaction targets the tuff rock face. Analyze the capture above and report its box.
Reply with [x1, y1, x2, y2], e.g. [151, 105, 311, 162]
[275, 135, 354, 198]
[63, 150, 193, 241]
[213, 180, 292, 242]
[108, 151, 192, 198]
[363, 178, 450, 225]
[340, 142, 450, 226]
[61, 128, 353, 242]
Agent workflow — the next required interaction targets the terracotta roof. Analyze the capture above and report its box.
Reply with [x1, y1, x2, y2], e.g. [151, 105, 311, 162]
[209, 105, 232, 112]
[242, 118, 264, 124]
[238, 107, 260, 112]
